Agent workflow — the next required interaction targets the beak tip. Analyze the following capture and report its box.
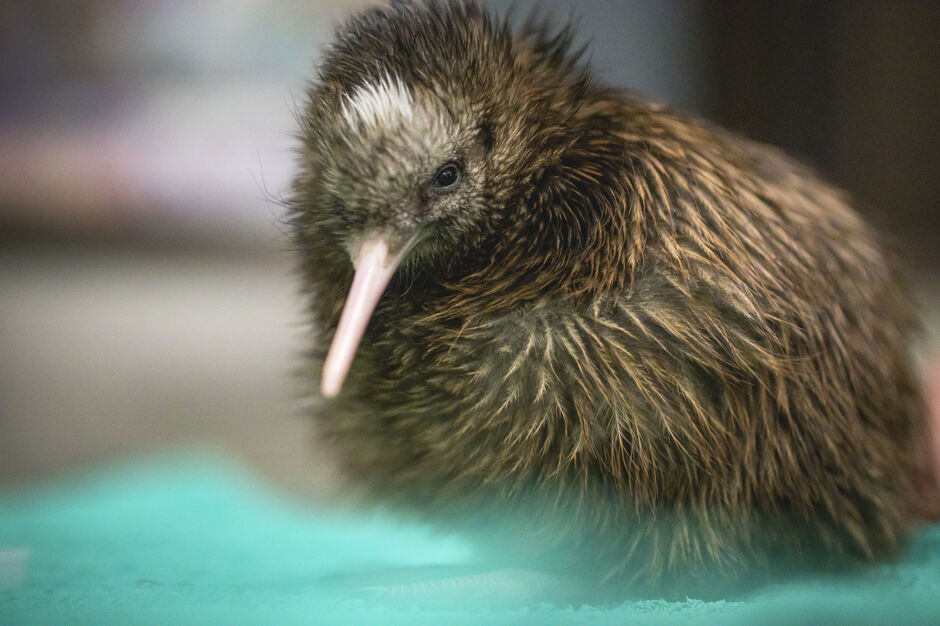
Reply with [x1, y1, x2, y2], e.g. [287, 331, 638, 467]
[321, 374, 342, 398]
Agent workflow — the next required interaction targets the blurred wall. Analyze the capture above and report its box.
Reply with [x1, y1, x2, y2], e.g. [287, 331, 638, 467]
[0, 0, 371, 490]
[703, 1, 940, 270]
[0, 0, 370, 248]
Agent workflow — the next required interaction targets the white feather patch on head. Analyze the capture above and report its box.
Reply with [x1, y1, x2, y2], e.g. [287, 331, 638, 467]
[341, 72, 414, 129]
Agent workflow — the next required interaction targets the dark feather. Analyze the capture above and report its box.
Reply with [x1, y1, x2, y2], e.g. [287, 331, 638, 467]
[289, 0, 938, 594]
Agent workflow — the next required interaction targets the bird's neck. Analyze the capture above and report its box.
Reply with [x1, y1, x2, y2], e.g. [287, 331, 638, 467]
[443, 113, 643, 315]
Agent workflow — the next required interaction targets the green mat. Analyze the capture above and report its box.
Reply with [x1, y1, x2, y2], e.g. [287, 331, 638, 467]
[2, 452, 938, 624]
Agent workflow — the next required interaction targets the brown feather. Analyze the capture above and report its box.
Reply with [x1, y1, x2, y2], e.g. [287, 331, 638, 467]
[289, 0, 938, 594]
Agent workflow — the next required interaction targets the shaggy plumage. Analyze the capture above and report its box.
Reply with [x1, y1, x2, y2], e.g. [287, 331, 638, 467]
[290, 1, 937, 593]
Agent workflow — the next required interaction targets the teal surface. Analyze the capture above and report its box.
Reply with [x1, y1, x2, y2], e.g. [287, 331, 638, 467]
[1, 453, 938, 625]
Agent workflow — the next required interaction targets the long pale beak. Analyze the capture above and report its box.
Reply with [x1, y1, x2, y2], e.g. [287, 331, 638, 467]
[321, 234, 416, 398]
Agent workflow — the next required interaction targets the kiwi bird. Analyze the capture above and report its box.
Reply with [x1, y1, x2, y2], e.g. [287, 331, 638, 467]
[290, 1, 938, 593]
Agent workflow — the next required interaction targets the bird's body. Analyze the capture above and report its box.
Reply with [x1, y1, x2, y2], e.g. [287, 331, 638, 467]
[291, 1, 936, 593]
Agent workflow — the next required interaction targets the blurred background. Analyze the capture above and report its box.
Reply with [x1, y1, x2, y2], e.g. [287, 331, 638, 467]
[1, 1, 938, 496]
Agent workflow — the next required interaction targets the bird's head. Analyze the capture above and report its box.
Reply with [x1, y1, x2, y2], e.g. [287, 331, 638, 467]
[294, 1, 593, 397]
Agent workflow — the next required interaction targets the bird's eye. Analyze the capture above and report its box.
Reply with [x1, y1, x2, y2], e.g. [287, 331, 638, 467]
[432, 163, 461, 191]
